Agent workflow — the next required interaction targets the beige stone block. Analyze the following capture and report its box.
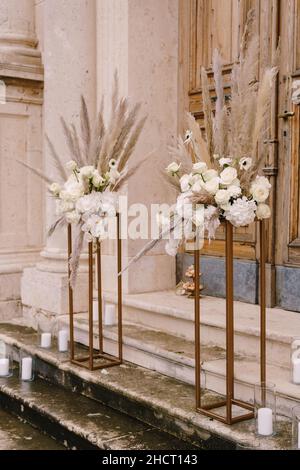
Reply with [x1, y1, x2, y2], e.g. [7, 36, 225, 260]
[21, 267, 88, 315]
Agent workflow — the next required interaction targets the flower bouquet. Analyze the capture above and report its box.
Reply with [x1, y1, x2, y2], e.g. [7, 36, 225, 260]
[122, 10, 277, 270]
[19, 73, 147, 286]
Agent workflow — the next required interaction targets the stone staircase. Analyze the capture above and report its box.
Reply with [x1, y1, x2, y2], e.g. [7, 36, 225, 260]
[0, 322, 292, 449]
[59, 290, 300, 419]
[2, 290, 299, 449]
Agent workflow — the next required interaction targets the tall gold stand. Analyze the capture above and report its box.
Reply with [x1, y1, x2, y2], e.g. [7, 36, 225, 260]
[67, 213, 123, 370]
[194, 219, 266, 424]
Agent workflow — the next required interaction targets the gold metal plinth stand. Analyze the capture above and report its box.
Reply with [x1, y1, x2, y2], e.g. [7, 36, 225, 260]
[194, 220, 266, 424]
[67, 214, 123, 370]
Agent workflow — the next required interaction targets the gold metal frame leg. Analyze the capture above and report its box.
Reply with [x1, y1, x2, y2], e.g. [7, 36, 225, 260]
[194, 249, 201, 409]
[225, 221, 234, 424]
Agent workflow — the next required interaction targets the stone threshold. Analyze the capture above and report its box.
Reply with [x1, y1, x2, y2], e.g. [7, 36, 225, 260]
[0, 323, 292, 450]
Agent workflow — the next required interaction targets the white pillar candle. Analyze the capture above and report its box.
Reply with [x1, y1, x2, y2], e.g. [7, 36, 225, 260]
[0, 358, 9, 377]
[21, 357, 33, 381]
[104, 304, 116, 326]
[257, 407, 273, 436]
[58, 330, 68, 352]
[40, 332, 51, 349]
[293, 357, 300, 384]
[298, 422, 300, 449]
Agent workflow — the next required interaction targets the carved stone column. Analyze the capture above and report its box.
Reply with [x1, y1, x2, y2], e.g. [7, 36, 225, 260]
[97, 0, 178, 293]
[21, 0, 96, 324]
[0, 0, 43, 320]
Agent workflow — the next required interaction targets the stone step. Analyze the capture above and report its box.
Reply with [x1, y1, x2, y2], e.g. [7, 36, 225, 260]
[103, 290, 299, 368]
[0, 323, 292, 450]
[60, 315, 300, 419]
[0, 407, 64, 450]
[0, 372, 194, 451]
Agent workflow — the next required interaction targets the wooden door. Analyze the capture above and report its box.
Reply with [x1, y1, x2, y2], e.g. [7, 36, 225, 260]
[179, 0, 298, 307]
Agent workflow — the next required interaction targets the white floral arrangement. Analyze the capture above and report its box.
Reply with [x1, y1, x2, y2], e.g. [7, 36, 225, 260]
[126, 10, 277, 265]
[20, 74, 147, 286]
[50, 159, 119, 241]
[162, 142, 271, 255]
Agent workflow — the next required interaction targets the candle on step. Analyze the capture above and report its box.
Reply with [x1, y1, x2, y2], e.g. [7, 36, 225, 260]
[293, 357, 300, 384]
[257, 407, 273, 436]
[40, 332, 51, 349]
[104, 304, 116, 326]
[58, 330, 68, 352]
[21, 357, 33, 381]
[0, 358, 9, 377]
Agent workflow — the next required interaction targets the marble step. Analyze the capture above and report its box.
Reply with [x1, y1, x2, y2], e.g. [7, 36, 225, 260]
[58, 316, 300, 419]
[102, 290, 299, 368]
[0, 373, 193, 451]
[0, 322, 291, 450]
[0, 407, 64, 450]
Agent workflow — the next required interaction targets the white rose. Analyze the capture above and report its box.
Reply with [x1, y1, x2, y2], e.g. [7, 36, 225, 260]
[66, 160, 77, 171]
[252, 176, 271, 190]
[251, 185, 269, 203]
[65, 210, 81, 224]
[108, 168, 120, 184]
[215, 189, 231, 206]
[192, 162, 207, 174]
[203, 169, 218, 182]
[49, 182, 61, 196]
[228, 184, 242, 198]
[180, 174, 192, 192]
[256, 203, 271, 220]
[191, 180, 202, 193]
[203, 177, 220, 195]
[220, 167, 238, 186]
[219, 157, 232, 167]
[92, 170, 105, 188]
[166, 162, 181, 174]
[60, 185, 84, 202]
[239, 157, 252, 171]
[80, 166, 95, 178]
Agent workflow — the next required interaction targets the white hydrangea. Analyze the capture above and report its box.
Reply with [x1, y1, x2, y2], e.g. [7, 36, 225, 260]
[76, 192, 103, 216]
[65, 210, 81, 224]
[224, 197, 257, 227]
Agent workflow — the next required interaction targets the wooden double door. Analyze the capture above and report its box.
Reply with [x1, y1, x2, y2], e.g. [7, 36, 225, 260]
[179, 0, 300, 306]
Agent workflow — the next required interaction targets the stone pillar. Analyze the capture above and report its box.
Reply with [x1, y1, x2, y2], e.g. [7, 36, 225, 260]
[21, 0, 97, 323]
[0, 0, 43, 320]
[97, 0, 178, 294]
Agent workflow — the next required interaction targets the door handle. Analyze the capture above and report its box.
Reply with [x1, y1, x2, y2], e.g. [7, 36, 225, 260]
[278, 111, 295, 119]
